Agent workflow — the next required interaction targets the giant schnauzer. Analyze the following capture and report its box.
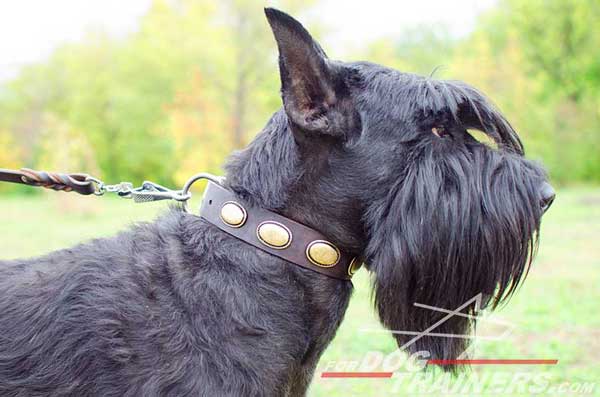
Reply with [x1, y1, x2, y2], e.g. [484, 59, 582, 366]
[0, 8, 555, 397]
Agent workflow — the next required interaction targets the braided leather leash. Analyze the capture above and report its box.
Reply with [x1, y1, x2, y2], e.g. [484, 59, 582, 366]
[0, 168, 96, 195]
[0, 167, 196, 202]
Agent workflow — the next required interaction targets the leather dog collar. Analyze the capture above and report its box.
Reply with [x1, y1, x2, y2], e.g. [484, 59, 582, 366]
[199, 181, 361, 280]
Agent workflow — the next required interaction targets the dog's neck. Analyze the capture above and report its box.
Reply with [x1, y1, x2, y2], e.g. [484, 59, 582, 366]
[224, 110, 366, 255]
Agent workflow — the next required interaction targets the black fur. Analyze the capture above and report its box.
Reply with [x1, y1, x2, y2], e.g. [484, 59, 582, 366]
[0, 8, 552, 396]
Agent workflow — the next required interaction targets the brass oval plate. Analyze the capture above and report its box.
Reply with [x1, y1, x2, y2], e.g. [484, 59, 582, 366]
[256, 221, 292, 249]
[306, 240, 340, 268]
[348, 257, 363, 277]
[220, 201, 247, 228]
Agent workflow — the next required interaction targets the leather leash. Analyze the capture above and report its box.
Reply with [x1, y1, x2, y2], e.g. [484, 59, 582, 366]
[0, 167, 190, 202]
[0, 168, 96, 195]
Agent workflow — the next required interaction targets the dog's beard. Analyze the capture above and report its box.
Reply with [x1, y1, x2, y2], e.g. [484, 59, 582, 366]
[365, 143, 545, 371]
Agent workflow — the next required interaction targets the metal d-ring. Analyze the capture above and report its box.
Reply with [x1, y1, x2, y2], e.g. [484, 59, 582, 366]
[181, 173, 225, 213]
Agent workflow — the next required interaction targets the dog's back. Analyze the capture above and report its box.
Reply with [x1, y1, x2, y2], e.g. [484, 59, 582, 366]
[0, 210, 348, 396]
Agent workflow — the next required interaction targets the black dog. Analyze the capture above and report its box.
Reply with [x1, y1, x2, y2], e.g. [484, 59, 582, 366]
[0, 8, 554, 397]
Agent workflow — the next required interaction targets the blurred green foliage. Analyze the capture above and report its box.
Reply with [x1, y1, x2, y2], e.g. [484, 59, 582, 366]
[0, 0, 598, 188]
[0, 0, 308, 188]
[366, 0, 600, 184]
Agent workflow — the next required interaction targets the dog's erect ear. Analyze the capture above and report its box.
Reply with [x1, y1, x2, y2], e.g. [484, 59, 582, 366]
[265, 8, 357, 137]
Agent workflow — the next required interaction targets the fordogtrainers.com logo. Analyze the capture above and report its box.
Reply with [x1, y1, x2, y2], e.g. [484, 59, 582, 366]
[318, 295, 595, 396]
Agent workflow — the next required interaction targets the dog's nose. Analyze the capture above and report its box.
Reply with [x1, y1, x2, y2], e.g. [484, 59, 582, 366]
[540, 182, 555, 213]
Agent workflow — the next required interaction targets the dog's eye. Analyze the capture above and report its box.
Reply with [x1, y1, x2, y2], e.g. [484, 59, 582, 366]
[431, 127, 449, 138]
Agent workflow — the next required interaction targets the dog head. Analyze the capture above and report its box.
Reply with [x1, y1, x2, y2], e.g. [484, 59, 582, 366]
[232, 8, 554, 370]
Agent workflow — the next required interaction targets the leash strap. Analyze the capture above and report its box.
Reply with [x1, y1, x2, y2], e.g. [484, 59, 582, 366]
[0, 168, 96, 195]
[0, 167, 190, 202]
[199, 181, 361, 280]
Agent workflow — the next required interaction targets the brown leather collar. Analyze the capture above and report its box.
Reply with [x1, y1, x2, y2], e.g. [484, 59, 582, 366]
[199, 181, 361, 280]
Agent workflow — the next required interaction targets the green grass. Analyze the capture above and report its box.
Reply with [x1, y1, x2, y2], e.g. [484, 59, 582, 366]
[1, 188, 599, 396]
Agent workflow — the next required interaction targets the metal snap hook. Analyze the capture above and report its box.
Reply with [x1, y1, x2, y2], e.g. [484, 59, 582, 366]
[180, 173, 225, 213]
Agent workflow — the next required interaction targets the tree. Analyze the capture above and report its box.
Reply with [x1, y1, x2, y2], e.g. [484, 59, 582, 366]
[508, 0, 600, 101]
